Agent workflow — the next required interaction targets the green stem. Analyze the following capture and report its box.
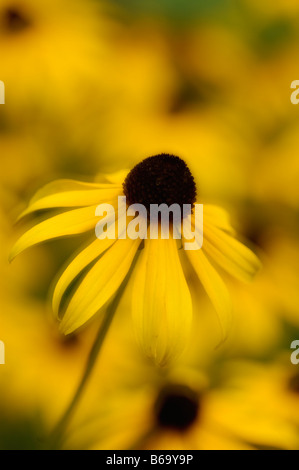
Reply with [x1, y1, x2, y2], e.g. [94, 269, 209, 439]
[46, 279, 128, 449]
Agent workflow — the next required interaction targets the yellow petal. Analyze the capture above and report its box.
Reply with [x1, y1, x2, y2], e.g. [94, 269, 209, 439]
[95, 170, 130, 185]
[60, 238, 140, 334]
[185, 247, 232, 341]
[18, 181, 121, 220]
[30, 179, 121, 203]
[204, 204, 235, 234]
[204, 223, 262, 283]
[9, 205, 101, 261]
[52, 237, 116, 318]
[132, 236, 192, 366]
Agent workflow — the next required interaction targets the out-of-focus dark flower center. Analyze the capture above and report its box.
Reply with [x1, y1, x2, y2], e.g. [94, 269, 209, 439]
[123, 154, 197, 215]
[58, 333, 80, 350]
[2, 7, 31, 34]
[155, 384, 200, 431]
[288, 373, 299, 394]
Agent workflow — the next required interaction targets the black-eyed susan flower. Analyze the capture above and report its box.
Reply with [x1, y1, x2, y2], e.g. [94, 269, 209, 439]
[63, 353, 299, 450]
[10, 154, 261, 366]
[55, 296, 298, 451]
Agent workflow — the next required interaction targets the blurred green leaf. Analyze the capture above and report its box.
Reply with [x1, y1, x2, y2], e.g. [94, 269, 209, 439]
[0, 411, 45, 450]
[109, 0, 227, 23]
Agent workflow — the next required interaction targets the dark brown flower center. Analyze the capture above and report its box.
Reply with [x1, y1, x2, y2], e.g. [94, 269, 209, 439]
[2, 6, 31, 34]
[288, 373, 299, 394]
[123, 154, 197, 215]
[155, 384, 200, 431]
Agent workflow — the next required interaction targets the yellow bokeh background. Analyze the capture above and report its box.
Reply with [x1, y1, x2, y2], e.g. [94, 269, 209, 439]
[1, 0, 299, 449]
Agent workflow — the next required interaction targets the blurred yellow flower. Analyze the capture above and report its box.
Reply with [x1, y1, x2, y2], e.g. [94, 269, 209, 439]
[0, 196, 96, 431]
[11, 154, 261, 366]
[1, 0, 298, 451]
[63, 354, 299, 450]
[0, 0, 110, 118]
[210, 358, 299, 450]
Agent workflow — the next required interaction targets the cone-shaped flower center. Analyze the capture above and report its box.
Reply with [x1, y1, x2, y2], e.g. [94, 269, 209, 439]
[3, 7, 31, 34]
[155, 384, 200, 431]
[123, 154, 197, 214]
